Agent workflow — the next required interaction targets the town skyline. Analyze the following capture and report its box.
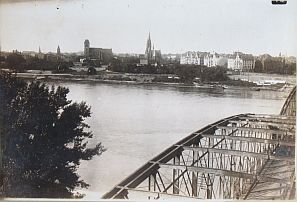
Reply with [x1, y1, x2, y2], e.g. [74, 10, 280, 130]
[0, 0, 297, 56]
[2, 40, 295, 58]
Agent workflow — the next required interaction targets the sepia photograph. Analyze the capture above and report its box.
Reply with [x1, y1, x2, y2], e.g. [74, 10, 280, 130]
[0, 0, 296, 200]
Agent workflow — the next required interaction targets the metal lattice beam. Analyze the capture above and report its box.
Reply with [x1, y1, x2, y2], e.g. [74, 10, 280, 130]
[200, 134, 295, 147]
[217, 126, 294, 136]
[180, 146, 294, 162]
[228, 120, 295, 128]
[155, 162, 289, 184]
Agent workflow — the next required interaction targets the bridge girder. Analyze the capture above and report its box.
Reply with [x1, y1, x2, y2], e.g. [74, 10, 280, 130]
[102, 87, 296, 200]
[102, 110, 295, 200]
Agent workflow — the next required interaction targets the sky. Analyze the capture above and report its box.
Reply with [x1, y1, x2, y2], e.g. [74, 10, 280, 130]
[0, 0, 297, 56]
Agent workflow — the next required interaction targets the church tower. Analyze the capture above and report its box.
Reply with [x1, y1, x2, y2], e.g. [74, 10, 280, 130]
[57, 45, 61, 55]
[84, 39, 90, 58]
[145, 33, 152, 61]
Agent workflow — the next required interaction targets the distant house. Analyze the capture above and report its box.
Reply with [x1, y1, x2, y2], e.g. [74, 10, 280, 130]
[203, 52, 222, 67]
[139, 54, 149, 65]
[180, 51, 201, 65]
[228, 52, 254, 71]
[45, 53, 60, 62]
[180, 51, 226, 67]
[228, 53, 243, 70]
[22, 51, 37, 60]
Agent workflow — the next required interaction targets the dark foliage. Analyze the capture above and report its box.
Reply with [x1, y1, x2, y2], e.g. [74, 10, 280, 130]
[0, 72, 104, 198]
[253, 60, 263, 73]
[6, 53, 26, 70]
[200, 66, 229, 82]
[253, 58, 296, 75]
[82, 59, 101, 67]
[108, 58, 175, 74]
[174, 65, 229, 83]
[152, 76, 180, 83]
[2, 55, 74, 72]
[109, 59, 229, 83]
[174, 65, 199, 84]
[53, 63, 75, 74]
[87, 67, 97, 75]
[0, 56, 5, 62]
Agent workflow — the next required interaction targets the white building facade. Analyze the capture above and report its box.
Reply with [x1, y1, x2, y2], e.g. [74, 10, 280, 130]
[180, 51, 224, 67]
[228, 53, 254, 71]
[228, 53, 243, 70]
[180, 51, 201, 65]
[203, 53, 221, 67]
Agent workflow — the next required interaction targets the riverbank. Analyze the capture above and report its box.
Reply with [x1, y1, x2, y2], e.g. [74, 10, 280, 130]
[11, 71, 295, 92]
[229, 72, 296, 85]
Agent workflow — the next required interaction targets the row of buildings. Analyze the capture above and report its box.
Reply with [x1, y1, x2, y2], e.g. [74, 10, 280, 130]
[2, 33, 295, 72]
[180, 51, 225, 67]
[180, 51, 255, 71]
[19, 46, 71, 62]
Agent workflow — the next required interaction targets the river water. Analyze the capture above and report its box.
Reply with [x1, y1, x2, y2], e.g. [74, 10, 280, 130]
[50, 81, 290, 198]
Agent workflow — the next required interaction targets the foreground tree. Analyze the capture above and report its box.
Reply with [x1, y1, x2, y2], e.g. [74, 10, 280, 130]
[0, 72, 104, 198]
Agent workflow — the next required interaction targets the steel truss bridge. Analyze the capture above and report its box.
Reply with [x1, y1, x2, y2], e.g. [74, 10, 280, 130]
[102, 87, 296, 200]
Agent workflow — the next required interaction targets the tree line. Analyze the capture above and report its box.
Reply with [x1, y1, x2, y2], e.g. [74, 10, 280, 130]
[109, 58, 229, 83]
[1, 53, 295, 76]
[0, 53, 74, 72]
[253, 59, 296, 74]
